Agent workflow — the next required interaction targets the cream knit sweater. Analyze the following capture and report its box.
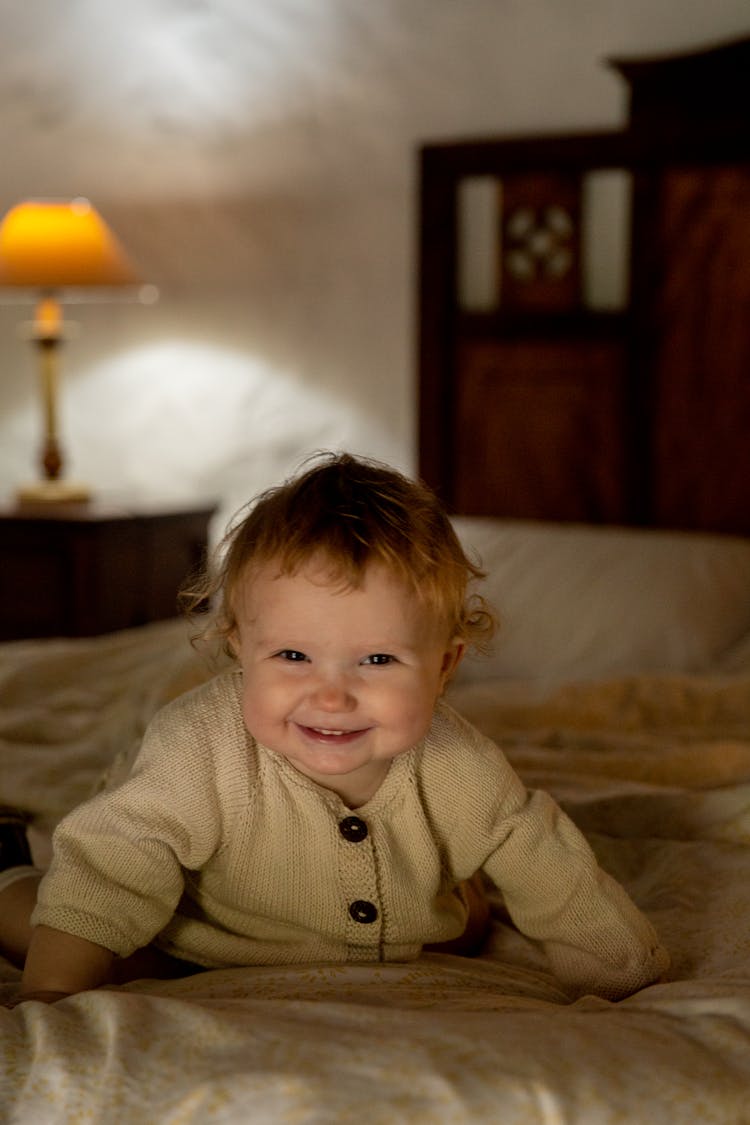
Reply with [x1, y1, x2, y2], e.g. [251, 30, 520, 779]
[34, 671, 668, 999]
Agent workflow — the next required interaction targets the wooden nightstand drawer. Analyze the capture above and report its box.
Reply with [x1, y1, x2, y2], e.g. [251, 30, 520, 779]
[0, 502, 217, 639]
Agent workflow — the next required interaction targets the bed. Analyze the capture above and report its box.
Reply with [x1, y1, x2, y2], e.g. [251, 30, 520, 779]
[2, 522, 750, 1120]
[2, 34, 750, 1125]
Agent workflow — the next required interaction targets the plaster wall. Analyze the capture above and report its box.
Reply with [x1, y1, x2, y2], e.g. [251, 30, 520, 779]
[0, 0, 748, 536]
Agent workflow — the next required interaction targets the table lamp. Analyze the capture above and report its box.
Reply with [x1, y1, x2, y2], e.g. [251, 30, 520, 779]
[0, 198, 143, 504]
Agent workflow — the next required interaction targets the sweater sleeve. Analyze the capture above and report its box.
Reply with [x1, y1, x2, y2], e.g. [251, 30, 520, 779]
[427, 704, 669, 1000]
[482, 786, 669, 1000]
[32, 686, 229, 957]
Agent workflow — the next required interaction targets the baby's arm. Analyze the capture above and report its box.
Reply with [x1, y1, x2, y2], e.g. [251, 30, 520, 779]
[484, 787, 669, 999]
[18, 924, 115, 1003]
[30, 693, 225, 981]
[427, 705, 668, 998]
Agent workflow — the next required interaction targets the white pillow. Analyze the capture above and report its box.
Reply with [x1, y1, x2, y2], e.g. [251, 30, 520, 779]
[451, 517, 750, 682]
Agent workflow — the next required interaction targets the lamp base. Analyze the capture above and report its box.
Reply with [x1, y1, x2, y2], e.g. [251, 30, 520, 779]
[17, 479, 92, 505]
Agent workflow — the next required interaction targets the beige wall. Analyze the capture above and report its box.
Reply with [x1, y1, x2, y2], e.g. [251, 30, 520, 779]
[1, 0, 748, 534]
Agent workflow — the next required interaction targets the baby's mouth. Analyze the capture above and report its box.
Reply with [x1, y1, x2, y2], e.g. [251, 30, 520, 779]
[298, 724, 366, 744]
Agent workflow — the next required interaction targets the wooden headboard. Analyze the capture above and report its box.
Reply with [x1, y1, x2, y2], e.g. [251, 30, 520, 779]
[417, 36, 750, 535]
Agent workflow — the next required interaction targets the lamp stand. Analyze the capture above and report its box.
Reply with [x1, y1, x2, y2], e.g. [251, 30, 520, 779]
[16, 296, 91, 505]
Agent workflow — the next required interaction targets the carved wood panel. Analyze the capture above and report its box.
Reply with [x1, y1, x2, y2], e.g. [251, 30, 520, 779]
[648, 164, 750, 534]
[452, 336, 628, 520]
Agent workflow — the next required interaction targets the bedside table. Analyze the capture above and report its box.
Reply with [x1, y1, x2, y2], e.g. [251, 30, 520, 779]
[0, 500, 217, 640]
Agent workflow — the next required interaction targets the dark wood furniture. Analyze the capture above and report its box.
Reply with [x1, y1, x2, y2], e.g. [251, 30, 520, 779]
[418, 36, 750, 534]
[0, 501, 216, 640]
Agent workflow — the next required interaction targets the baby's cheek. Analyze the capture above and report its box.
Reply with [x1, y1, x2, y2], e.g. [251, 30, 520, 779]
[395, 696, 438, 739]
[240, 689, 266, 737]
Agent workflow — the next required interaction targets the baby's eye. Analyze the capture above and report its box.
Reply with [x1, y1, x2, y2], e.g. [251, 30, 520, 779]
[361, 653, 395, 666]
[276, 650, 308, 662]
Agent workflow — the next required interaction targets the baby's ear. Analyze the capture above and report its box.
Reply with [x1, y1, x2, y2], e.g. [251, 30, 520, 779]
[440, 639, 465, 688]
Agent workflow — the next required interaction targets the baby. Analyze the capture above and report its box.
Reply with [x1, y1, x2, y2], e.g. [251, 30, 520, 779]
[4, 453, 668, 1003]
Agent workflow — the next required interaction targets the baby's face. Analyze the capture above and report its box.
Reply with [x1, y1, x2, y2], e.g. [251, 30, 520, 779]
[231, 556, 464, 807]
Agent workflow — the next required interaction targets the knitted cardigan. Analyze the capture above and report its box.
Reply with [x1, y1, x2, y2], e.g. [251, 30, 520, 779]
[34, 672, 668, 999]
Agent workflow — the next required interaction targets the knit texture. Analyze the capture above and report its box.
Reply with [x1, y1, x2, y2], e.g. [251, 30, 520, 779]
[34, 672, 668, 998]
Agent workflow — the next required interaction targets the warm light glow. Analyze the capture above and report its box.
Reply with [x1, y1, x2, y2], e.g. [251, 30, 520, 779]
[33, 296, 63, 336]
[0, 198, 140, 289]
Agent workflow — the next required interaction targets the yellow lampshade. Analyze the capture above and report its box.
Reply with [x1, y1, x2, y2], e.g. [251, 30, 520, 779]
[0, 198, 140, 290]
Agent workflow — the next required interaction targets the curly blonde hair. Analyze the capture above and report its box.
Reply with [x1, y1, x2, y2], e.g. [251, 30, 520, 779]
[181, 452, 497, 656]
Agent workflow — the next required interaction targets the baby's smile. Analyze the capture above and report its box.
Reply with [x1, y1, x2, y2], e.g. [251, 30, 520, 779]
[297, 723, 370, 744]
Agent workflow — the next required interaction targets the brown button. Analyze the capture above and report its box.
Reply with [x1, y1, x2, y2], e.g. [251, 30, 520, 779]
[349, 900, 378, 924]
[339, 816, 368, 843]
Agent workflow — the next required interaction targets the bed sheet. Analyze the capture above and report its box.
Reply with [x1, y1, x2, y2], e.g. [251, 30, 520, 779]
[1, 621, 750, 1123]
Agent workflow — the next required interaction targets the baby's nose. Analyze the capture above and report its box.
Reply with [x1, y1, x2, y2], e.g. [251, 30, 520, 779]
[311, 676, 356, 711]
